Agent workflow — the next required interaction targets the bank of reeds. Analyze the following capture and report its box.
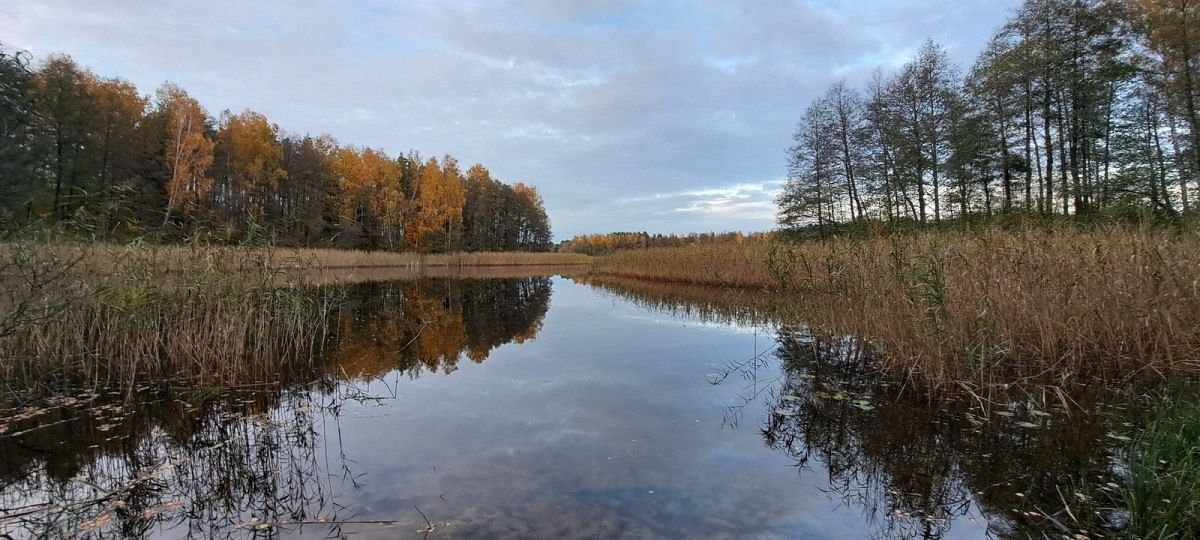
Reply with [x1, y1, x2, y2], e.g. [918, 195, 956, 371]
[570, 274, 781, 327]
[0, 240, 339, 388]
[591, 225, 1200, 389]
[0, 242, 589, 275]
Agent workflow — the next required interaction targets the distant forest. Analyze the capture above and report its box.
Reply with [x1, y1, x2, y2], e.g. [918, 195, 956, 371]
[779, 0, 1199, 228]
[0, 49, 551, 252]
[559, 231, 771, 255]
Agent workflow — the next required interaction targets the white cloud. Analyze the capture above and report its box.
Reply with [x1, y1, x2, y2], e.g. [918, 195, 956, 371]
[1, 0, 1018, 238]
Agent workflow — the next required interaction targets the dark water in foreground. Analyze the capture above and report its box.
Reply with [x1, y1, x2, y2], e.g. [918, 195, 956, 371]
[0, 275, 1132, 538]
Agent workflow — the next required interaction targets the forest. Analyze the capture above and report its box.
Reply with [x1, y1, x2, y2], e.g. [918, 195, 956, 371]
[777, 0, 1198, 228]
[0, 49, 552, 252]
[559, 231, 771, 255]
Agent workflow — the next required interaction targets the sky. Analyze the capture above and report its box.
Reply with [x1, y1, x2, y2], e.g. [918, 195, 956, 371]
[3, 0, 1019, 240]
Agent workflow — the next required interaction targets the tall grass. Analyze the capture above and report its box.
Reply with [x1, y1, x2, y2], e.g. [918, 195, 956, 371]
[297, 263, 589, 286]
[1120, 395, 1200, 539]
[0, 243, 590, 274]
[591, 225, 1200, 389]
[0, 240, 340, 388]
[570, 274, 781, 327]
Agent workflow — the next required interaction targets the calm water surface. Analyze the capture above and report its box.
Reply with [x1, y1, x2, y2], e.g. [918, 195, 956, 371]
[0, 275, 1128, 538]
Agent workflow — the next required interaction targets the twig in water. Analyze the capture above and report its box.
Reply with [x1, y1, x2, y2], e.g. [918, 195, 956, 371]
[414, 505, 434, 535]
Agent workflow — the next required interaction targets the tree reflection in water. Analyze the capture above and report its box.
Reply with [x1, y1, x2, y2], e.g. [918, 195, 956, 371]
[0, 277, 551, 538]
[333, 277, 551, 379]
[728, 328, 1126, 539]
[589, 276, 1127, 539]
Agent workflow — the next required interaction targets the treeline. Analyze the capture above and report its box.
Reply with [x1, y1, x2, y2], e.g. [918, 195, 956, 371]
[779, 0, 1199, 228]
[0, 49, 551, 252]
[559, 231, 770, 255]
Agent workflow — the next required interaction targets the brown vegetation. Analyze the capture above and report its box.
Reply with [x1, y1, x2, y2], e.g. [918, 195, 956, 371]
[0, 239, 584, 387]
[0, 243, 590, 275]
[591, 225, 1200, 389]
[0, 242, 337, 387]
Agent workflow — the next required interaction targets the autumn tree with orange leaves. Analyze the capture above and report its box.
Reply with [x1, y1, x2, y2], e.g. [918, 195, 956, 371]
[2, 47, 552, 251]
[158, 83, 214, 226]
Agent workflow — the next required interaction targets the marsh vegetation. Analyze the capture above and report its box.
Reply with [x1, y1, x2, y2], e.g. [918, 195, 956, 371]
[592, 223, 1200, 393]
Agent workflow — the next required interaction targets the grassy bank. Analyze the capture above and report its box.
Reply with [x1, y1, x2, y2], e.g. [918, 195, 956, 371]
[591, 225, 1200, 389]
[0, 243, 590, 275]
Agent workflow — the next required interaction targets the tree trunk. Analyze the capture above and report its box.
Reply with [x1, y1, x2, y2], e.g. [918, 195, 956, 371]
[1024, 79, 1034, 211]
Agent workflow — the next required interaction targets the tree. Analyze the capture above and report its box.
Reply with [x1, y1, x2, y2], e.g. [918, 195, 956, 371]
[34, 56, 99, 221]
[824, 81, 869, 220]
[779, 0, 1191, 229]
[279, 134, 338, 245]
[214, 110, 286, 226]
[1135, 0, 1199, 211]
[779, 101, 839, 228]
[331, 145, 405, 249]
[1, 49, 554, 251]
[0, 44, 40, 223]
[157, 83, 214, 227]
[86, 76, 148, 223]
[406, 156, 466, 251]
[512, 183, 551, 250]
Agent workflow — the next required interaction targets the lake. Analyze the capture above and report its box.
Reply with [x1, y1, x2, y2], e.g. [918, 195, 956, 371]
[0, 273, 1130, 538]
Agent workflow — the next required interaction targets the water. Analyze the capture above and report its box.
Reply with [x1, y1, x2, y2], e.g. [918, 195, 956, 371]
[0, 274, 1131, 538]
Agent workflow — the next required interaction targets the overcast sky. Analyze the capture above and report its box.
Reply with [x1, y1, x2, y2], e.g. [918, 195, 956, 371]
[4, 0, 1019, 239]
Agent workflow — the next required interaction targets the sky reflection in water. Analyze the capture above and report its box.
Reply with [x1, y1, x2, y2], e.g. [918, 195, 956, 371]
[1, 276, 1126, 538]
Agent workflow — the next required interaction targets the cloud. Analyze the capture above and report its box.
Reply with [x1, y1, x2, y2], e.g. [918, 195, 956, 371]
[619, 181, 783, 222]
[2, 0, 1018, 238]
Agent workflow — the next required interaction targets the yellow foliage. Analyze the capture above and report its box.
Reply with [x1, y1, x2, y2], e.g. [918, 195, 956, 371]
[158, 83, 215, 215]
[217, 110, 287, 215]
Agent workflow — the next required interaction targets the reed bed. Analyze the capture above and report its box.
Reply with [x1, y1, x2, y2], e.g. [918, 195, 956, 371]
[296, 263, 588, 286]
[0, 241, 339, 388]
[0, 243, 590, 275]
[592, 241, 776, 288]
[570, 274, 782, 327]
[591, 225, 1200, 389]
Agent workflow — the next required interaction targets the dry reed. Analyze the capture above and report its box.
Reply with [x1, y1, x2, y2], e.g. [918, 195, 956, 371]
[592, 225, 1200, 389]
[0, 243, 590, 274]
[0, 241, 339, 388]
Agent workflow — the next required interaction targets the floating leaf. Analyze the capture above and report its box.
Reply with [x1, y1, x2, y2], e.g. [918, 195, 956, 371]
[851, 399, 876, 411]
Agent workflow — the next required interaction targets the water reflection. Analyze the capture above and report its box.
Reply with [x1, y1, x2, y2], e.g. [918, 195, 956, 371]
[0, 277, 550, 538]
[570, 274, 783, 327]
[332, 276, 550, 379]
[0, 275, 1134, 538]
[0, 385, 338, 538]
[589, 278, 1129, 538]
